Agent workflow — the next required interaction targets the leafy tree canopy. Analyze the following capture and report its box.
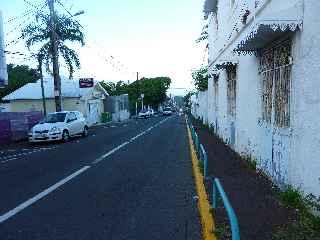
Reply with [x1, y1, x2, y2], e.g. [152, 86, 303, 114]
[22, 12, 85, 79]
[184, 91, 195, 109]
[100, 81, 129, 96]
[0, 64, 40, 100]
[192, 66, 208, 91]
[127, 77, 171, 111]
[100, 77, 171, 113]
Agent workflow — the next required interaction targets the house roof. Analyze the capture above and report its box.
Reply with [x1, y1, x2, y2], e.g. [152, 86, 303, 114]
[2, 76, 108, 101]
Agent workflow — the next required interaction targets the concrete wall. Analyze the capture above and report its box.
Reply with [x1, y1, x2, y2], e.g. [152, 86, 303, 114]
[8, 98, 82, 113]
[289, 0, 320, 195]
[191, 91, 208, 124]
[198, 0, 320, 196]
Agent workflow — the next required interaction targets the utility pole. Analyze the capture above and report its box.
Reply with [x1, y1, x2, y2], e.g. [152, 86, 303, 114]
[141, 93, 144, 110]
[38, 56, 47, 116]
[48, 0, 62, 111]
[135, 101, 138, 116]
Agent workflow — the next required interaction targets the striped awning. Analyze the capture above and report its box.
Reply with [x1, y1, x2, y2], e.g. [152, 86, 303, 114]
[214, 60, 238, 70]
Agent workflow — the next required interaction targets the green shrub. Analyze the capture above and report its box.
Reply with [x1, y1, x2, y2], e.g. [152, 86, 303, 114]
[101, 112, 112, 123]
[279, 186, 306, 211]
[273, 187, 320, 240]
[241, 154, 257, 171]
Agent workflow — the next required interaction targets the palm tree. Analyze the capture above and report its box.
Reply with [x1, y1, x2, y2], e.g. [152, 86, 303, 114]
[22, 11, 85, 111]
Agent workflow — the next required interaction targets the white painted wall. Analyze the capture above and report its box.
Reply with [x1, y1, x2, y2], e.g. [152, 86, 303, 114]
[288, 0, 320, 195]
[197, 0, 320, 196]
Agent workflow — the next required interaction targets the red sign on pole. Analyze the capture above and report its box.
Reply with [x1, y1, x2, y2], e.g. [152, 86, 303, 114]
[79, 78, 94, 88]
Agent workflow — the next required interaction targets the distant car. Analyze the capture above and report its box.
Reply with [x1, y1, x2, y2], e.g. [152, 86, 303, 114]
[138, 109, 151, 119]
[29, 111, 89, 143]
[162, 107, 172, 116]
[149, 109, 154, 116]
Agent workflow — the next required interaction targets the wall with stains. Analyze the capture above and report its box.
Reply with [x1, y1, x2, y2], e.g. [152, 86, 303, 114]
[289, 0, 320, 196]
[199, 0, 320, 196]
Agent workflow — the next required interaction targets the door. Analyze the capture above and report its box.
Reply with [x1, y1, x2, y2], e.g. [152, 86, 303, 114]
[66, 112, 78, 136]
[88, 102, 99, 126]
[259, 40, 292, 186]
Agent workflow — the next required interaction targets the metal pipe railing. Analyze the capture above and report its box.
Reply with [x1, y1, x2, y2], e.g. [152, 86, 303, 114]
[211, 178, 240, 240]
[187, 114, 240, 240]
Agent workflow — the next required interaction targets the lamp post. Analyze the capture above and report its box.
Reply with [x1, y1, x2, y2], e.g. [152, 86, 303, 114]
[141, 93, 144, 110]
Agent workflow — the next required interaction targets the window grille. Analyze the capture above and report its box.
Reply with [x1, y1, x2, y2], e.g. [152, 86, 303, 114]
[226, 65, 237, 118]
[214, 75, 219, 112]
[260, 40, 292, 128]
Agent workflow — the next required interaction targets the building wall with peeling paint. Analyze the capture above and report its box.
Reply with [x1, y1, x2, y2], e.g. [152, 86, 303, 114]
[198, 0, 320, 196]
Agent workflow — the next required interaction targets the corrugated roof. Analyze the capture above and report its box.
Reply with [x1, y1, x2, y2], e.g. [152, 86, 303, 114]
[2, 76, 94, 100]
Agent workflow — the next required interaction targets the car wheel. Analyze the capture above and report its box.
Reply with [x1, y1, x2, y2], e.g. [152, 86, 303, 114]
[62, 130, 69, 142]
[82, 126, 89, 137]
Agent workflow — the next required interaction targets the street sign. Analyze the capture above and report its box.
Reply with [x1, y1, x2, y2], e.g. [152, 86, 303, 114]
[79, 78, 94, 88]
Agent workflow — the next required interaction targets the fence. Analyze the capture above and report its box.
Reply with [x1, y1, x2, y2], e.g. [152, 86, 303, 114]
[0, 112, 43, 145]
[186, 114, 240, 240]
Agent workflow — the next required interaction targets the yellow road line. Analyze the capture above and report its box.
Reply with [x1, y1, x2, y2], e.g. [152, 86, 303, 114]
[186, 121, 216, 240]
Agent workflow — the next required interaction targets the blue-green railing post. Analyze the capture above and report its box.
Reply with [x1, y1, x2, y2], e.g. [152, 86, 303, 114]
[214, 178, 240, 240]
[211, 177, 217, 209]
[200, 144, 207, 179]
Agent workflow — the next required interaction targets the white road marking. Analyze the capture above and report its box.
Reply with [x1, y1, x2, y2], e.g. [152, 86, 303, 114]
[0, 148, 55, 161]
[0, 166, 90, 224]
[92, 141, 130, 164]
[1, 158, 18, 164]
[0, 116, 173, 223]
[92, 116, 171, 165]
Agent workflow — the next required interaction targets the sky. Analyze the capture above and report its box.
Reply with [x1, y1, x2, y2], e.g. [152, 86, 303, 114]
[2, 0, 207, 96]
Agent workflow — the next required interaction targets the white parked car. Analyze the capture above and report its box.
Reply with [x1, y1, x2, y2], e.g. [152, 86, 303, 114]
[138, 109, 151, 119]
[29, 111, 89, 143]
[162, 107, 172, 116]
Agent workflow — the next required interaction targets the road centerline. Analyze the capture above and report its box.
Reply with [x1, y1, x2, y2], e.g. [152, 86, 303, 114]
[92, 116, 171, 165]
[0, 166, 90, 224]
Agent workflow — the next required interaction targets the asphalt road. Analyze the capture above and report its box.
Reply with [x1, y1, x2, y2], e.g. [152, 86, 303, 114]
[0, 114, 201, 240]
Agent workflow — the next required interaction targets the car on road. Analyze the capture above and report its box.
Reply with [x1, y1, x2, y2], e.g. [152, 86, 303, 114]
[149, 109, 154, 117]
[162, 107, 172, 116]
[28, 111, 89, 143]
[138, 109, 151, 119]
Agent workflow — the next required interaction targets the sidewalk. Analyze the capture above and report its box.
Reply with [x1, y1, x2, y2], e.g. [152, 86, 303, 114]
[191, 118, 296, 240]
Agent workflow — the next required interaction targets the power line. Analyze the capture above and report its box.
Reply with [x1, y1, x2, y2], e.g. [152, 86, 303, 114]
[5, 0, 45, 24]
[56, 0, 136, 77]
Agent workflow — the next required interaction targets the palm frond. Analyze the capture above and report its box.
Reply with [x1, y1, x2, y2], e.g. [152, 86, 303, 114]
[59, 44, 80, 79]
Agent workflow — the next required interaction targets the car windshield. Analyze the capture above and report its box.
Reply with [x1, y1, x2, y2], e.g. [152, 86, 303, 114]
[40, 113, 67, 123]
[140, 109, 148, 113]
[164, 108, 171, 111]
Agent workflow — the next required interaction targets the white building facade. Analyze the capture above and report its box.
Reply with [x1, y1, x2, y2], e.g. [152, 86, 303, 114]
[195, 0, 320, 196]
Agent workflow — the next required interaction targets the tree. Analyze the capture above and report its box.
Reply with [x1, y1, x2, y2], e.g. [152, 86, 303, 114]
[127, 77, 171, 112]
[100, 81, 129, 96]
[100, 77, 171, 113]
[192, 66, 208, 91]
[22, 9, 85, 111]
[184, 91, 195, 110]
[0, 64, 40, 100]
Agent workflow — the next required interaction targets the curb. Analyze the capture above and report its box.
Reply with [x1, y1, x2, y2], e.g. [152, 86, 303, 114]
[186, 119, 216, 240]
